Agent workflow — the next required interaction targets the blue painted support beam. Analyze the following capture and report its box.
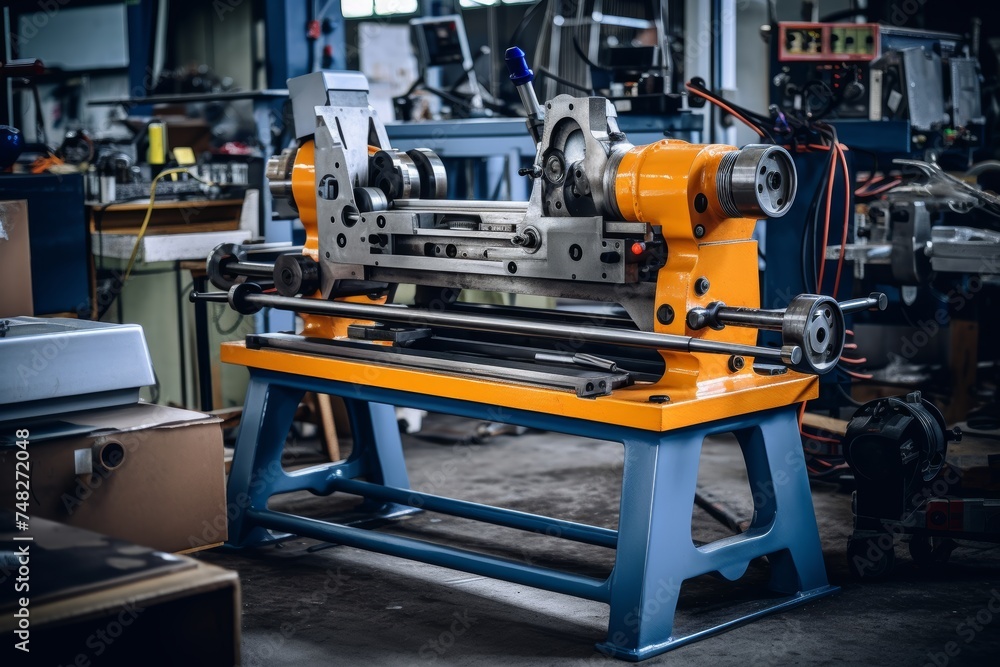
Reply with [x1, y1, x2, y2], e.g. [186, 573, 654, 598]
[328, 477, 618, 549]
[268, 459, 363, 496]
[249, 507, 612, 603]
[126, 0, 156, 116]
[226, 367, 836, 660]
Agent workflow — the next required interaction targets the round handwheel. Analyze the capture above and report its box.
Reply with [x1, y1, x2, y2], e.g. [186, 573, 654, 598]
[782, 295, 846, 374]
[207, 243, 248, 290]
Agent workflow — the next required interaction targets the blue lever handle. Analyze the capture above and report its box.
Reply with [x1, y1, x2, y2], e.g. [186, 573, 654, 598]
[504, 46, 534, 86]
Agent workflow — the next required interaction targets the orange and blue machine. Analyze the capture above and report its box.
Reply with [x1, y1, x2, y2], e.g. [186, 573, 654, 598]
[197, 50, 885, 660]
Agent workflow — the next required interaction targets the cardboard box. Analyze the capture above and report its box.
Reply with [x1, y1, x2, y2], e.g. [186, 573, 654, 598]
[0, 515, 240, 665]
[0, 402, 227, 553]
[0, 200, 33, 317]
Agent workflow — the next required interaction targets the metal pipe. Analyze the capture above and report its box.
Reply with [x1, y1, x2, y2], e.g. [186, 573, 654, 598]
[688, 293, 887, 331]
[192, 287, 802, 366]
[713, 308, 785, 330]
[241, 243, 304, 259]
[250, 508, 610, 602]
[329, 478, 617, 548]
[226, 260, 276, 278]
[393, 199, 528, 212]
[839, 292, 888, 314]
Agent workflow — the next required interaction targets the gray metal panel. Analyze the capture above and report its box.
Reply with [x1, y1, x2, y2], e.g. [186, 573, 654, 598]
[928, 226, 1000, 274]
[902, 48, 945, 131]
[0, 318, 155, 422]
[950, 58, 984, 128]
[288, 71, 372, 139]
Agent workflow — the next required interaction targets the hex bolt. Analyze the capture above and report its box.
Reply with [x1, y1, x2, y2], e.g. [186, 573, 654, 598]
[694, 224, 706, 239]
[695, 277, 710, 296]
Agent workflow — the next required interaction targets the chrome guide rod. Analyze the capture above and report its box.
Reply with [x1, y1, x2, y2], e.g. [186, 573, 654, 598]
[392, 199, 529, 212]
[191, 287, 803, 366]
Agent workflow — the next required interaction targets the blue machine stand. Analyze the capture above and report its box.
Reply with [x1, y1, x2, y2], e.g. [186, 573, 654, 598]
[227, 367, 837, 661]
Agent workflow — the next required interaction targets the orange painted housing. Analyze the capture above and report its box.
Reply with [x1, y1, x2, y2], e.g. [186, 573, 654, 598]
[270, 136, 817, 406]
[291, 140, 386, 339]
[614, 139, 795, 400]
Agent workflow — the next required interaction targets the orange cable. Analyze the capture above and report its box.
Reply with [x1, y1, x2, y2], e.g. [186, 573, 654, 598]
[685, 85, 766, 138]
[833, 143, 851, 296]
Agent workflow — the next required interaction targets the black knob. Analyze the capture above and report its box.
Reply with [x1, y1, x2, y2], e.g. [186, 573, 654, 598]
[274, 254, 321, 297]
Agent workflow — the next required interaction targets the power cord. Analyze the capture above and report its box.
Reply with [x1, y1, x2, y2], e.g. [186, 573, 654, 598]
[123, 167, 214, 283]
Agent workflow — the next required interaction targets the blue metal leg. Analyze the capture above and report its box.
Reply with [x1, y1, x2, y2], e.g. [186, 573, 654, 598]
[599, 428, 704, 660]
[342, 399, 410, 487]
[597, 407, 836, 661]
[736, 408, 829, 594]
[342, 398, 413, 517]
[226, 374, 416, 548]
[224, 366, 835, 660]
[227, 374, 304, 548]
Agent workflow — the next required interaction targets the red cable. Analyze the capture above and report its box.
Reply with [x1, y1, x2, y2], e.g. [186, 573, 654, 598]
[801, 431, 842, 444]
[833, 143, 851, 297]
[815, 142, 837, 294]
[685, 85, 766, 139]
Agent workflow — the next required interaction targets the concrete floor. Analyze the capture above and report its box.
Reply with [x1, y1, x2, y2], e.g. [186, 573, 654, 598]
[198, 414, 1000, 666]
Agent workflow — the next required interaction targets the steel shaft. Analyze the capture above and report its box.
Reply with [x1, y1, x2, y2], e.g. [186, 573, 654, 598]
[393, 199, 528, 212]
[192, 287, 802, 366]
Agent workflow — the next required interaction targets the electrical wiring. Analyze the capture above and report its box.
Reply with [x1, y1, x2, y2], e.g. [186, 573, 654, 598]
[688, 82, 774, 126]
[806, 462, 851, 479]
[832, 142, 851, 297]
[837, 384, 865, 407]
[684, 82, 773, 141]
[571, 35, 611, 73]
[855, 177, 902, 197]
[801, 430, 841, 444]
[123, 167, 214, 283]
[536, 67, 593, 94]
[508, 0, 546, 49]
[814, 139, 838, 293]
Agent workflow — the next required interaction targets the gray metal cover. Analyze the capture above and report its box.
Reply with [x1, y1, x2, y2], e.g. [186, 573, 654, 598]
[0, 317, 155, 422]
[902, 48, 946, 131]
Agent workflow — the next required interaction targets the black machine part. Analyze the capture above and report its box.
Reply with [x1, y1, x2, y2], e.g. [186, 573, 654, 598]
[843, 391, 961, 527]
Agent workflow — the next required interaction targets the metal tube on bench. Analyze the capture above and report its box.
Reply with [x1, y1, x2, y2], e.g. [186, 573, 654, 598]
[191, 287, 802, 366]
[225, 261, 276, 278]
[839, 292, 888, 314]
[713, 307, 785, 330]
[393, 199, 528, 212]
